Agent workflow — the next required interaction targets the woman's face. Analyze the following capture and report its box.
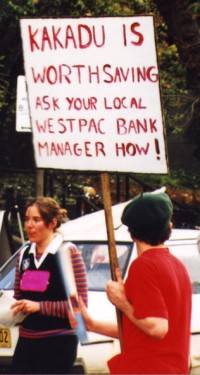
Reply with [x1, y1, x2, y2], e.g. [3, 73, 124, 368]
[24, 204, 54, 244]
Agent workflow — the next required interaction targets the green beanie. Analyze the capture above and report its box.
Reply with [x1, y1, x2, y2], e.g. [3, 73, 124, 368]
[121, 190, 173, 232]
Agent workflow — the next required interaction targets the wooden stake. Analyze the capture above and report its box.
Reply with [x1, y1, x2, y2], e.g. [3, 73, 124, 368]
[100, 172, 123, 350]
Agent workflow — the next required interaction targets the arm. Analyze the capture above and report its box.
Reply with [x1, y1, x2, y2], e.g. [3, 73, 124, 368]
[13, 253, 22, 300]
[12, 298, 77, 329]
[86, 320, 118, 338]
[121, 300, 168, 339]
[79, 297, 118, 338]
[70, 244, 88, 306]
[106, 268, 168, 339]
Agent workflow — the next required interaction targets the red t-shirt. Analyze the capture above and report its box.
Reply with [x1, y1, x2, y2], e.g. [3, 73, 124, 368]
[108, 247, 192, 374]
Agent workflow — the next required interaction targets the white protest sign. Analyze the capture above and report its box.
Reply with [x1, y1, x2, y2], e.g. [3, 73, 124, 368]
[20, 17, 168, 173]
[16, 75, 31, 132]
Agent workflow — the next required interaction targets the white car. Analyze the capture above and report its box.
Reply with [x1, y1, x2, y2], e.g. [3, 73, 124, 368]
[0, 200, 200, 374]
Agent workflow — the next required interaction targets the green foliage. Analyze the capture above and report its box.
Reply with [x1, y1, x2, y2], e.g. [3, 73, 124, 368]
[0, 0, 199, 191]
[156, 24, 191, 137]
[134, 169, 200, 190]
[0, 58, 9, 109]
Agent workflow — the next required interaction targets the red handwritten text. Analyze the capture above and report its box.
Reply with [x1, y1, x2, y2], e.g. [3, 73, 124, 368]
[28, 24, 106, 52]
[35, 117, 105, 134]
[38, 141, 106, 157]
[116, 118, 157, 134]
[31, 65, 158, 84]
[115, 142, 150, 156]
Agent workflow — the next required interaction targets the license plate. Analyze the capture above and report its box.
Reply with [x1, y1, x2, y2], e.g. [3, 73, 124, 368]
[0, 328, 11, 348]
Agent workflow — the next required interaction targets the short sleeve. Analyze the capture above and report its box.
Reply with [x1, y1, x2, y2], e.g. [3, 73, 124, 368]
[125, 258, 168, 319]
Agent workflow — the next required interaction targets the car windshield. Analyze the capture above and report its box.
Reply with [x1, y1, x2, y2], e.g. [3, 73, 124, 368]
[1, 241, 200, 293]
[0, 242, 133, 292]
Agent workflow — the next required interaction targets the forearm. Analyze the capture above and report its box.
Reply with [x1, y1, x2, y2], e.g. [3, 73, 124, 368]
[13, 255, 22, 300]
[87, 318, 119, 338]
[78, 296, 118, 338]
[71, 245, 88, 306]
[40, 300, 70, 319]
[106, 275, 168, 339]
[120, 300, 168, 339]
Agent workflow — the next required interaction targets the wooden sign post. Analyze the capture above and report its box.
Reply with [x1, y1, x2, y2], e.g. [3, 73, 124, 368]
[101, 173, 119, 280]
[101, 172, 123, 348]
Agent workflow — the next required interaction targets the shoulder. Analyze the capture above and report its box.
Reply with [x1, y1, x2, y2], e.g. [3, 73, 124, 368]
[62, 241, 80, 256]
[18, 241, 32, 267]
[128, 254, 156, 279]
[131, 253, 152, 269]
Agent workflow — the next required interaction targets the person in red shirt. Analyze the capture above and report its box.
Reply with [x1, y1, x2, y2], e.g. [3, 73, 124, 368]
[80, 189, 192, 374]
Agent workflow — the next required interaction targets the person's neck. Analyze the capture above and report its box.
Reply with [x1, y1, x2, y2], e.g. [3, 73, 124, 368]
[36, 233, 55, 255]
[136, 241, 166, 257]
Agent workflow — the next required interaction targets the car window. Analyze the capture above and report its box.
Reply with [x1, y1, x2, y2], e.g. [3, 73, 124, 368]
[76, 241, 133, 291]
[0, 253, 18, 290]
[0, 267, 16, 290]
[0, 242, 133, 292]
[168, 243, 200, 294]
[179, 256, 200, 294]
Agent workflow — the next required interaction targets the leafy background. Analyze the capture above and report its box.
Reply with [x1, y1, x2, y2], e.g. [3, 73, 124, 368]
[0, 0, 200, 227]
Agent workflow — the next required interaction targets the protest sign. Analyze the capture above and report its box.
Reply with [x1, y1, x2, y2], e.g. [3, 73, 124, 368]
[20, 16, 168, 173]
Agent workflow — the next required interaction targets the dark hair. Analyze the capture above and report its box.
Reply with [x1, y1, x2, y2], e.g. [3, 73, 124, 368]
[129, 224, 172, 246]
[25, 196, 67, 229]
